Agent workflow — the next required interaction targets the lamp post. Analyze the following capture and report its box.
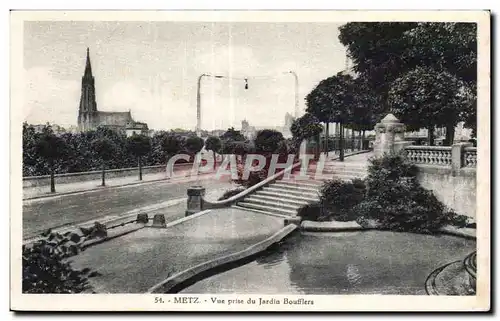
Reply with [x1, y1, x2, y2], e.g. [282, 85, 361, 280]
[196, 71, 298, 137]
[196, 73, 248, 137]
[287, 71, 299, 118]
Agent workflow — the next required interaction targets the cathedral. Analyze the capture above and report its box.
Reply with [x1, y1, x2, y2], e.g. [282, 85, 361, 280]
[77, 48, 149, 135]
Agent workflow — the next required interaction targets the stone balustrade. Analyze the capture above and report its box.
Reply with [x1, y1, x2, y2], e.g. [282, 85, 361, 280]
[404, 145, 476, 170]
[404, 146, 453, 167]
[463, 147, 478, 168]
[373, 114, 477, 218]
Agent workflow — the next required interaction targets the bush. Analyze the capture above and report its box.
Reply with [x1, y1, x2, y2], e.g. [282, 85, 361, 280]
[319, 179, 366, 221]
[356, 154, 469, 233]
[23, 228, 102, 293]
[234, 167, 269, 188]
[218, 188, 246, 201]
[297, 202, 325, 221]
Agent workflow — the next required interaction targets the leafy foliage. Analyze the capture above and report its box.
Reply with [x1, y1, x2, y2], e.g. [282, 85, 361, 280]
[388, 66, 470, 144]
[185, 136, 204, 155]
[127, 134, 152, 158]
[290, 113, 323, 149]
[306, 72, 355, 124]
[91, 137, 116, 163]
[23, 223, 106, 293]
[338, 22, 477, 130]
[22, 124, 191, 176]
[254, 129, 285, 153]
[161, 133, 183, 158]
[319, 179, 366, 221]
[204, 136, 222, 155]
[356, 154, 470, 233]
[297, 202, 325, 222]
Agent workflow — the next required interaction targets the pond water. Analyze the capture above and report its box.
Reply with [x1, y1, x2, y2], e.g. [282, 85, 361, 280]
[180, 231, 476, 295]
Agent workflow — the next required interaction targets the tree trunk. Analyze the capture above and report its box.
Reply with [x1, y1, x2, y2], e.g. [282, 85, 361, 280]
[339, 123, 344, 162]
[445, 123, 456, 146]
[351, 129, 355, 152]
[213, 151, 216, 170]
[315, 133, 320, 160]
[101, 163, 106, 186]
[50, 169, 55, 193]
[362, 130, 366, 150]
[138, 157, 143, 181]
[325, 122, 329, 156]
[428, 126, 435, 146]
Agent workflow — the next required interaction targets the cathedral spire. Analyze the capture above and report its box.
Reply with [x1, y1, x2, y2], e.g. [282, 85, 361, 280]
[84, 47, 93, 78]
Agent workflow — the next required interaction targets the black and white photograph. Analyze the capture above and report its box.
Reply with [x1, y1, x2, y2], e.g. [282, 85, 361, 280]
[9, 10, 490, 311]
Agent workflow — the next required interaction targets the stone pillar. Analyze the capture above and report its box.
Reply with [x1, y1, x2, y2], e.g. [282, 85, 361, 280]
[185, 186, 205, 216]
[451, 142, 473, 172]
[373, 114, 406, 157]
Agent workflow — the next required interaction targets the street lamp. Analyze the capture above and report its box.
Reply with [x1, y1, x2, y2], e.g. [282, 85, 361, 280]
[286, 71, 299, 119]
[196, 73, 249, 137]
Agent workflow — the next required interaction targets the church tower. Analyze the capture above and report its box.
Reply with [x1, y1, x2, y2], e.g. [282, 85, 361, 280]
[78, 48, 98, 131]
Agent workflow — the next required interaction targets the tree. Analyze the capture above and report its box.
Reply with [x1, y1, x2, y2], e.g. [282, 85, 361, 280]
[388, 66, 467, 146]
[221, 127, 246, 142]
[185, 136, 204, 156]
[254, 129, 285, 153]
[91, 137, 116, 186]
[345, 77, 382, 148]
[127, 134, 152, 181]
[339, 22, 477, 129]
[161, 133, 183, 163]
[306, 72, 355, 160]
[204, 136, 222, 169]
[290, 113, 323, 159]
[35, 129, 68, 193]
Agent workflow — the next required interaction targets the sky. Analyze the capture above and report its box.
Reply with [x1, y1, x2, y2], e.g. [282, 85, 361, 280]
[23, 21, 349, 131]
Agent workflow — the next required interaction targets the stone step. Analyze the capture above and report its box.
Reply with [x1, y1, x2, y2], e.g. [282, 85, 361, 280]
[231, 205, 293, 219]
[270, 183, 320, 193]
[236, 202, 298, 216]
[263, 186, 320, 198]
[275, 180, 324, 188]
[255, 190, 320, 203]
[330, 173, 366, 180]
[245, 195, 310, 207]
[322, 170, 367, 177]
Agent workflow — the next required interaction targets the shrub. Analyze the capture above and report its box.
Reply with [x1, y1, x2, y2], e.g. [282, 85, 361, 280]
[234, 168, 269, 188]
[218, 188, 246, 201]
[319, 179, 366, 221]
[297, 202, 325, 221]
[357, 154, 469, 233]
[23, 228, 102, 293]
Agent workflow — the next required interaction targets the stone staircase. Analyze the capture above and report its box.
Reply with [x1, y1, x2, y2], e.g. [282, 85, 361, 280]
[232, 154, 370, 218]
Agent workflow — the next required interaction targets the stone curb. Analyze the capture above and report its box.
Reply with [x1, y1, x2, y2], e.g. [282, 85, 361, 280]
[81, 224, 146, 249]
[147, 223, 298, 294]
[23, 173, 214, 201]
[438, 225, 476, 239]
[163, 209, 213, 228]
[300, 220, 365, 232]
[300, 220, 476, 239]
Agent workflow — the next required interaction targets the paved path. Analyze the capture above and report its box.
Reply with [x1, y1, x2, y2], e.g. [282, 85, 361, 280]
[69, 208, 286, 293]
[23, 175, 239, 239]
[334, 151, 374, 164]
[23, 170, 198, 200]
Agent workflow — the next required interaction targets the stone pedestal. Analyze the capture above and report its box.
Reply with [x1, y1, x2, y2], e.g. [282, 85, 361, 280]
[373, 114, 406, 157]
[185, 186, 206, 216]
[152, 214, 166, 228]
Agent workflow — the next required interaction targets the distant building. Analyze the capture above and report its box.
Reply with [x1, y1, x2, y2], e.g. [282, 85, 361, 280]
[77, 48, 148, 133]
[240, 112, 294, 140]
[125, 121, 149, 137]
